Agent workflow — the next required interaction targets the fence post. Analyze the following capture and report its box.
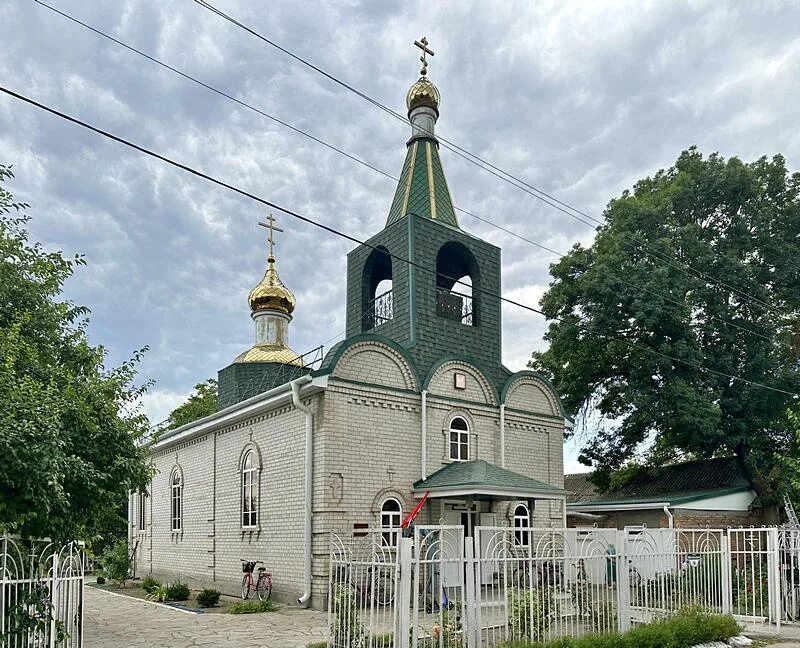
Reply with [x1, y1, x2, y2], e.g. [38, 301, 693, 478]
[50, 547, 59, 648]
[464, 539, 477, 648]
[721, 533, 732, 614]
[616, 529, 631, 632]
[767, 527, 781, 631]
[395, 535, 413, 648]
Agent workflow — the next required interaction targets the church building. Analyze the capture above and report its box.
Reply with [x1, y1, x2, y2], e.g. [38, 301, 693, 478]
[130, 41, 569, 608]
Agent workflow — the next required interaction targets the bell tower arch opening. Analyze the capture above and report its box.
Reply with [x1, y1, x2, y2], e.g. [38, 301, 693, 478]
[362, 246, 393, 331]
[436, 241, 479, 326]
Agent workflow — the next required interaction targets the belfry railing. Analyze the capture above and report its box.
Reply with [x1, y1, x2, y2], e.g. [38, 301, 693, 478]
[364, 289, 394, 330]
[436, 287, 473, 325]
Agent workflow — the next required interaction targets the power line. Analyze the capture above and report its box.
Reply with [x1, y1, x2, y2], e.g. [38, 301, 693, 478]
[2, 84, 795, 397]
[30, 0, 777, 345]
[192, 0, 792, 318]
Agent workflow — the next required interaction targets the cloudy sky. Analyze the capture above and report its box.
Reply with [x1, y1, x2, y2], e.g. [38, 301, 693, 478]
[1, 0, 798, 472]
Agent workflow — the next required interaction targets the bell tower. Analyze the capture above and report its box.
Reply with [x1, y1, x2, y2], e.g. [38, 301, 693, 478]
[345, 38, 506, 391]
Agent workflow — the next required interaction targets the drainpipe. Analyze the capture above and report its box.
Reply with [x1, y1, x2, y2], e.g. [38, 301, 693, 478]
[663, 504, 674, 529]
[421, 390, 428, 481]
[291, 377, 313, 607]
[499, 404, 506, 468]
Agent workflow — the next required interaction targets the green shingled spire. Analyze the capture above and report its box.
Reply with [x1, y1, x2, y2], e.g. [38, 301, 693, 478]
[385, 64, 458, 229]
[385, 139, 458, 228]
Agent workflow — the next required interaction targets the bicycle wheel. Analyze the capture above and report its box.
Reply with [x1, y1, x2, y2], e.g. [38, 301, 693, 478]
[241, 575, 252, 600]
[373, 573, 394, 606]
[257, 574, 272, 601]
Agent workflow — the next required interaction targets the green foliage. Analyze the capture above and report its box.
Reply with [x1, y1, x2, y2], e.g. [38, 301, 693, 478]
[507, 587, 555, 641]
[141, 576, 160, 594]
[196, 588, 221, 608]
[0, 165, 151, 542]
[329, 584, 366, 647]
[732, 565, 769, 617]
[101, 539, 131, 585]
[499, 606, 739, 648]
[147, 584, 170, 603]
[530, 148, 800, 502]
[228, 599, 277, 614]
[163, 379, 217, 432]
[2, 583, 68, 646]
[95, 575, 106, 585]
[165, 581, 190, 601]
[417, 608, 461, 647]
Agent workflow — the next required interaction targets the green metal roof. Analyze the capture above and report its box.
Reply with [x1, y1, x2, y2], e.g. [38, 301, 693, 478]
[386, 138, 458, 229]
[413, 460, 564, 497]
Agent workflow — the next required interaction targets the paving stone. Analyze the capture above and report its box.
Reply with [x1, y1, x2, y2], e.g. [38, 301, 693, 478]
[84, 586, 327, 648]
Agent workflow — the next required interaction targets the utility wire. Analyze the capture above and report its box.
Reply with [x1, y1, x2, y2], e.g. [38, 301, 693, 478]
[192, 0, 792, 318]
[2, 84, 795, 397]
[30, 0, 777, 345]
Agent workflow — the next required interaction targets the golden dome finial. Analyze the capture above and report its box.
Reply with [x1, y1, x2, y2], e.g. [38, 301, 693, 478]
[247, 215, 296, 315]
[407, 36, 440, 115]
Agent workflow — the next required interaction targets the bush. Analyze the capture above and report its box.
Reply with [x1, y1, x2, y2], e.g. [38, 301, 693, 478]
[229, 599, 277, 614]
[196, 589, 221, 608]
[95, 575, 106, 585]
[147, 584, 169, 603]
[507, 587, 555, 641]
[101, 539, 131, 585]
[165, 582, 190, 601]
[498, 606, 741, 648]
[142, 576, 160, 594]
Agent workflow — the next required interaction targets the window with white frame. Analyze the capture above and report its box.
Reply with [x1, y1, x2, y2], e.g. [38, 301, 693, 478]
[449, 416, 469, 461]
[241, 450, 258, 528]
[171, 469, 183, 532]
[514, 503, 529, 546]
[138, 491, 147, 532]
[380, 498, 402, 546]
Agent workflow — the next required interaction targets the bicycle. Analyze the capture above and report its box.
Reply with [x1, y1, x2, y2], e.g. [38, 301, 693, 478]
[240, 559, 272, 601]
[335, 563, 394, 606]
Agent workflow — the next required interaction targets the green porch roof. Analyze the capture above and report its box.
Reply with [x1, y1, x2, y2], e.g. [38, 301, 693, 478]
[413, 460, 565, 500]
[385, 138, 458, 229]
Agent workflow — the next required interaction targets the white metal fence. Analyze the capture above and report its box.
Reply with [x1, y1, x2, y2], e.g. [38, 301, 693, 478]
[328, 525, 800, 648]
[1, 536, 84, 648]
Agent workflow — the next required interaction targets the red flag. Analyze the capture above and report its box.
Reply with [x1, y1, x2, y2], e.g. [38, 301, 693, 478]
[401, 491, 429, 528]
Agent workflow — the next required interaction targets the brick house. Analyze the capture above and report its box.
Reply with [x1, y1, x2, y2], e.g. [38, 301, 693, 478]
[129, 63, 568, 608]
[565, 456, 763, 530]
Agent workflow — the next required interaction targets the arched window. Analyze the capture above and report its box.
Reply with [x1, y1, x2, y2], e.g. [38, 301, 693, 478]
[436, 241, 479, 326]
[241, 450, 258, 528]
[138, 491, 147, 532]
[449, 416, 469, 462]
[170, 469, 183, 532]
[380, 498, 402, 546]
[362, 246, 393, 330]
[514, 503, 529, 546]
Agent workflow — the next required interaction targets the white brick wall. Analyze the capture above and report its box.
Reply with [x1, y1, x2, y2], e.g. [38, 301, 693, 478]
[133, 344, 567, 608]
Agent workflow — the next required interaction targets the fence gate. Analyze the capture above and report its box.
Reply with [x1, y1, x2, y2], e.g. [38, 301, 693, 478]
[779, 528, 800, 623]
[1, 536, 84, 648]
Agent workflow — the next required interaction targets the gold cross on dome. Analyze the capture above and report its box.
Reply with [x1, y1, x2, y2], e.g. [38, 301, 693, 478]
[414, 36, 434, 76]
[258, 214, 283, 259]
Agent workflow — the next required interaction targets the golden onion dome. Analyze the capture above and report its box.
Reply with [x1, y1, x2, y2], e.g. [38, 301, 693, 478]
[247, 256, 296, 315]
[406, 76, 440, 114]
[233, 344, 303, 366]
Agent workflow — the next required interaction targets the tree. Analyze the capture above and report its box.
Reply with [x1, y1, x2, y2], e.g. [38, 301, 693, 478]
[165, 378, 218, 430]
[0, 165, 151, 543]
[530, 149, 800, 516]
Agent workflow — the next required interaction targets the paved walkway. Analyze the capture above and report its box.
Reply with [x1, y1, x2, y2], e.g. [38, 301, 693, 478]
[84, 586, 327, 647]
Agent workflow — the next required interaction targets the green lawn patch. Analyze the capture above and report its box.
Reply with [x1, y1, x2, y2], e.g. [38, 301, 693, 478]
[499, 607, 740, 648]
[228, 600, 278, 614]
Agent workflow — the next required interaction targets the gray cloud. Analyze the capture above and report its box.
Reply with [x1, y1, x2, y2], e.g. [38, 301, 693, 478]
[1, 0, 798, 453]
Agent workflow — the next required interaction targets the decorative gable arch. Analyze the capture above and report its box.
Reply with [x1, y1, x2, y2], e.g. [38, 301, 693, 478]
[502, 371, 565, 418]
[330, 336, 419, 392]
[424, 357, 498, 405]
